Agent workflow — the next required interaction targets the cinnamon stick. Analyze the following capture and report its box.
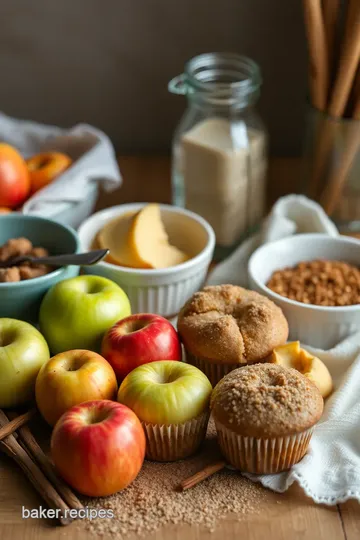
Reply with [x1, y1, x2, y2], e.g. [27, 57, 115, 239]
[17, 423, 84, 511]
[328, 1, 360, 117]
[0, 409, 72, 526]
[302, 0, 329, 111]
[0, 409, 36, 442]
[179, 460, 226, 491]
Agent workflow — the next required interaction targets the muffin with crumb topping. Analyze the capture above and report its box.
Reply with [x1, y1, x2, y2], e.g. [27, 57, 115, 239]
[178, 284, 289, 385]
[211, 363, 323, 474]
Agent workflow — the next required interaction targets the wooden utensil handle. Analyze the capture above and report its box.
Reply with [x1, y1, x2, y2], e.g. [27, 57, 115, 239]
[323, 0, 340, 87]
[320, 125, 360, 214]
[303, 0, 329, 111]
[307, 113, 337, 200]
[328, 1, 360, 117]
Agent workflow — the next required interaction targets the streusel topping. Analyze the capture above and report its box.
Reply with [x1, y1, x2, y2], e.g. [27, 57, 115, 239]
[211, 363, 323, 437]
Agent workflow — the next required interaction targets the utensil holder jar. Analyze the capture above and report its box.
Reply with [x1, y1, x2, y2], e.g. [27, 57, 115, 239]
[303, 106, 360, 235]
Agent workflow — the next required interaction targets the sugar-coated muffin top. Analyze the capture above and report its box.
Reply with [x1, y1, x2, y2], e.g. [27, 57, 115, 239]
[178, 285, 289, 365]
[211, 363, 324, 438]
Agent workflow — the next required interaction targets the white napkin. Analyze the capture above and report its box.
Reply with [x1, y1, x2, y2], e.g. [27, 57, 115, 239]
[207, 195, 360, 504]
[0, 112, 122, 218]
[208, 194, 338, 288]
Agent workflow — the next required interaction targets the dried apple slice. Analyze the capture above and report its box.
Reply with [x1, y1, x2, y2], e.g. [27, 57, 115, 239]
[270, 341, 333, 398]
[128, 204, 189, 269]
[97, 211, 151, 268]
[270, 341, 301, 368]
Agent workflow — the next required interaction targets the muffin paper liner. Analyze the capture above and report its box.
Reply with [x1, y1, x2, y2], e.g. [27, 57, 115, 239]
[185, 351, 241, 386]
[215, 419, 314, 474]
[142, 411, 210, 462]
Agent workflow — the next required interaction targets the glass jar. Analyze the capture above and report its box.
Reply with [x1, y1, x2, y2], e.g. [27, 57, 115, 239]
[169, 52, 268, 258]
[303, 106, 360, 236]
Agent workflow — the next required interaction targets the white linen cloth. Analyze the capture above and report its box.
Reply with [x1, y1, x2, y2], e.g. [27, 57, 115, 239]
[207, 195, 360, 504]
[0, 112, 121, 218]
[208, 195, 338, 288]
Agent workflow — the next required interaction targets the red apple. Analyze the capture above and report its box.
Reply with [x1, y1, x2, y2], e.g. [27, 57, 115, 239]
[35, 349, 118, 426]
[0, 144, 30, 208]
[101, 313, 182, 381]
[51, 400, 145, 496]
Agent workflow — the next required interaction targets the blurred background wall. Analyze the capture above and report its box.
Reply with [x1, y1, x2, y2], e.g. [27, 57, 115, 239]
[0, 0, 307, 155]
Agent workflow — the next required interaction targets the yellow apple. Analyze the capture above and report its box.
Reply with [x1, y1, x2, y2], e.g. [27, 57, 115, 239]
[36, 349, 118, 426]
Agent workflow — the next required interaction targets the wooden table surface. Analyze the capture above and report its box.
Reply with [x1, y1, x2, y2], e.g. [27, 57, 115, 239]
[1, 157, 359, 540]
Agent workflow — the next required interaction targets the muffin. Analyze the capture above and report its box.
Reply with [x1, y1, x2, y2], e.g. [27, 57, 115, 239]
[117, 360, 212, 461]
[178, 284, 289, 385]
[211, 363, 324, 474]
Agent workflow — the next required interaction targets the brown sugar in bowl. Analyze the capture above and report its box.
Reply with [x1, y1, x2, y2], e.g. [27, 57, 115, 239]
[248, 234, 360, 349]
[211, 363, 324, 474]
[177, 284, 289, 385]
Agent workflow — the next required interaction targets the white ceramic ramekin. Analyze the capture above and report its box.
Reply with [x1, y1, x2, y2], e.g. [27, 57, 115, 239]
[248, 234, 360, 349]
[78, 203, 215, 317]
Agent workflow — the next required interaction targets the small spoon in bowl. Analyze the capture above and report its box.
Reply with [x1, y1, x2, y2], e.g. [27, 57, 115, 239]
[0, 249, 109, 269]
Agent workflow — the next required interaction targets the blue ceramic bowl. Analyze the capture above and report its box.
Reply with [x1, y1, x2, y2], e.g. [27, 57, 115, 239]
[0, 214, 80, 323]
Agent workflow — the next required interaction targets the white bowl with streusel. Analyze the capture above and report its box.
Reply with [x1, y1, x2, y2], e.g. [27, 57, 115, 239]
[248, 234, 360, 349]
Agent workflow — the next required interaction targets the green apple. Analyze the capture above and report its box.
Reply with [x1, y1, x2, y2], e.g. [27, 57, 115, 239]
[39, 275, 131, 354]
[0, 318, 50, 408]
[117, 360, 212, 425]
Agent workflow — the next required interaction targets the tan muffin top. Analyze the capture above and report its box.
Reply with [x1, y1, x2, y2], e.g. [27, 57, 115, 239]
[211, 363, 324, 438]
[177, 285, 289, 365]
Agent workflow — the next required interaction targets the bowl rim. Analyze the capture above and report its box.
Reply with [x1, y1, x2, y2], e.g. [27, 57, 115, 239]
[248, 233, 360, 313]
[0, 214, 80, 288]
[77, 202, 216, 276]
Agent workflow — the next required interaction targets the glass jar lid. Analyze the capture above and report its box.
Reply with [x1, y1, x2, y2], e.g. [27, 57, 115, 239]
[169, 52, 262, 108]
